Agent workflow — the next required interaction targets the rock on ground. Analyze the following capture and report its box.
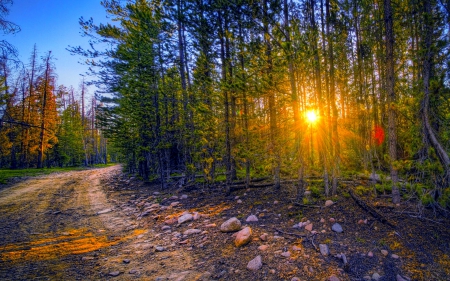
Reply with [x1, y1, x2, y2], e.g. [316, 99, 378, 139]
[178, 213, 193, 225]
[246, 215, 258, 222]
[319, 244, 329, 256]
[325, 200, 334, 207]
[220, 217, 242, 232]
[332, 223, 343, 233]
[247, 255, 262, 271]
[235, 227, 252, 247]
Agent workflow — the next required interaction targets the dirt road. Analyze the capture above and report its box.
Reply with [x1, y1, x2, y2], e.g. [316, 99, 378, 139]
[0, 166, 197, 280]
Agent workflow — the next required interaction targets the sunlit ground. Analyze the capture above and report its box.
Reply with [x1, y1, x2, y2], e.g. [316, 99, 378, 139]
[0, 228, 145, 262]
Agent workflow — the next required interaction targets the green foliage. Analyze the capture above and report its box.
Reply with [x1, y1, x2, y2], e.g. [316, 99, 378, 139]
[354, 185, 371, 196]
[310, 186, 322, 198]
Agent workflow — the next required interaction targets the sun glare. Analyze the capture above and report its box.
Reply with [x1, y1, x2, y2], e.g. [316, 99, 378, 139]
[306, 110, 318, 124]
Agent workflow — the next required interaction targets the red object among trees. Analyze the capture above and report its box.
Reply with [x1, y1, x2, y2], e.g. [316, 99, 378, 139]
[373, 125, 385, 146]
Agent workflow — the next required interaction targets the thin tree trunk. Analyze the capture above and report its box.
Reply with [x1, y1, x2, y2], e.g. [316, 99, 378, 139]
[421, 0, 450, 187]
[384, 0, 400, 204]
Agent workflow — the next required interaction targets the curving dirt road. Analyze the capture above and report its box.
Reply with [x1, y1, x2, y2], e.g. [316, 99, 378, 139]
[0, 166, 197, 280]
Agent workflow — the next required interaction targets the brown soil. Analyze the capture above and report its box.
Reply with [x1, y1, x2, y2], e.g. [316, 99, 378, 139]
[0, 166, 449, 281]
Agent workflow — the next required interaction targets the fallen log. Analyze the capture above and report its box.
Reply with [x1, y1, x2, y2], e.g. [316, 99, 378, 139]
[348, 188, 396, 228]
[229, 182, 274, 191]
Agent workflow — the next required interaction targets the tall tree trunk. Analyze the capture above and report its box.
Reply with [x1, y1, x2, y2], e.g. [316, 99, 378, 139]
[263, 0, 280, 189]
[384, 0, 400, 204]
[37, 52, 52, 169]
[421, 0, 450, 187]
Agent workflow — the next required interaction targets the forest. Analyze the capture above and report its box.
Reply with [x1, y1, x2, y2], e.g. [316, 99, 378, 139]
[1, 0, 450, 209]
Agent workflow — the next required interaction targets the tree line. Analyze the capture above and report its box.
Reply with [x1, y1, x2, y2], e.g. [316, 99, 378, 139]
[1, 0, 449, 208]
[0, 44, 111, 168]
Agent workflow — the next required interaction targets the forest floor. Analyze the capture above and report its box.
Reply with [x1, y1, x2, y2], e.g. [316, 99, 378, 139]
[0, 165, 449, 281]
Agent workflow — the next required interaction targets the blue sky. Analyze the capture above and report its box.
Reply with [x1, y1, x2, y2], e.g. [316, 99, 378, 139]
[3, 0, 109, 95]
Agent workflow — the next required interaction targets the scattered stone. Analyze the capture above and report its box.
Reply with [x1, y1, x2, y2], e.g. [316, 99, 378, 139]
[97, 208, 113, 215]
[260, 233, 268, 241]
[319, 244, 329, 256]
[162, 226, 171, 231]
[82, 256, 94, 261]
[320, 218, 325, 223]
[129, 269, 138, 274]
[169, 195, 178, 200]
[269, 269, 276, 274]
[281, 251, 291, 258]
[247, 255, 262, 271]
[193, 212, 201, 220]
[291, 277, 301, 281]
[381, 250, 388, 256]
[109, 271, 121, 277]
[304, 190, 311, 196]
[170, 201, 180, 207]
[391, 254, 399, 259]
[165, 217, 178, 225]
[220, 217, 242, 233]
[274, 200, 279, 204]
[305, 223, 313, 232]
[396, 274, 411, 281]
[235, 196, 240, 200]
[357, 219, 365, 224]
[273, 235, 284, 240]
[205, 223, 216, 228]
[328, 275, 340, 281]
[329, 218, 336, 223]
[246, 215, 259, 222]
[178, 213, 193, 225]
[184, 229, 202, 236]
[123, 259, 130, 264]
[155, 246, 165, 252]
[325, 200, 334, 207]
[180, 194, 188, 199]
[292, 245, 302, 251]
[258, 245, 269, 251]
[363, 276, 371, 281]
[332, 223, 343, 233]
[235, 227, 252, 247]
[237, 199, 243, 204]
[367, 251, 373, 257]
[153, 192, 160, 195]
[372, 272, 381, 281]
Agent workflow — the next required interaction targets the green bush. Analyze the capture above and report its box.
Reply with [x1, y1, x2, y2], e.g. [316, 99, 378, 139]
[355, 185, 371, 196]
[310, 186, 322, 198]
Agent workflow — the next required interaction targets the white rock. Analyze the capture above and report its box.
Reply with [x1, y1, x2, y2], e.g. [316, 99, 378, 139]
[247, 255, 262, 271]
[178, 213, 193, 225]
[246, 215, 259, 222]
[372, 272, 381, 281]
[325, 200, 334, 207]
[281, 251, 291, 258]
[381, 249, 388, 256]
[237, 199, 243, 204]
[319, 244, 329, 256]
[305, 223, 313, 232]
[220, 217, 242, 233]
[170, 202, 180, 207]
[183, 229, 202, 236]
[180, 194, 188, 199]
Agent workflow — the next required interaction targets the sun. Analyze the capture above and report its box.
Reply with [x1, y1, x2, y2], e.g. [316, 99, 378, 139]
[306, 110, 318, 124]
